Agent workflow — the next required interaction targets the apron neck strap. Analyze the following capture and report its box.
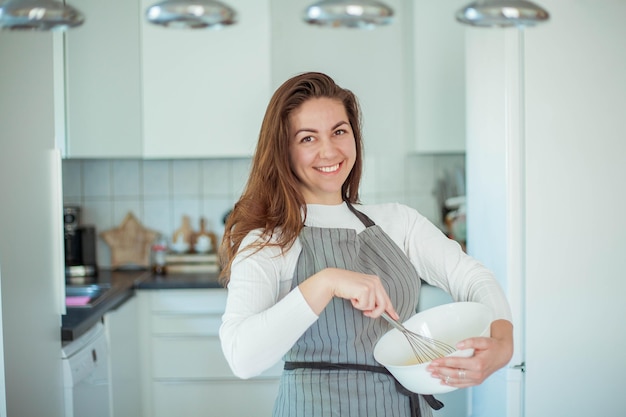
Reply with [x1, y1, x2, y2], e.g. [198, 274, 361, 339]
[345, 201, 376, 228]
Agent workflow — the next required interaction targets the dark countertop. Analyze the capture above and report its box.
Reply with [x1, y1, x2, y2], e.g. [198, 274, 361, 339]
[62, 269, 224, 342]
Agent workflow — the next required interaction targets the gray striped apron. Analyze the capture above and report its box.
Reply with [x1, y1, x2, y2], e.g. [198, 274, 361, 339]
[273, 203, 443, 417]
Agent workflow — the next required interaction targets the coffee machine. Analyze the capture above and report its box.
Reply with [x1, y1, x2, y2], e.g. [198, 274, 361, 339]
[64, 205, 98, 277]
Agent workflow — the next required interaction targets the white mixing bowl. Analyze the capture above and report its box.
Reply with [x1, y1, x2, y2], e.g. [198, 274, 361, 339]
[373, 302, 493, 395]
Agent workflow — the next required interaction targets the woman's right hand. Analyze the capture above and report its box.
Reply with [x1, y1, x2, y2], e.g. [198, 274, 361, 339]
[298, 268, 399, 320]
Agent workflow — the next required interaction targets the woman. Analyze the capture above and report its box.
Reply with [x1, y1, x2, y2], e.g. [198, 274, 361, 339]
[219, 72, 513, 417]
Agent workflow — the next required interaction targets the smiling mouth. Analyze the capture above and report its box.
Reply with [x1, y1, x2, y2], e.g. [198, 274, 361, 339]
[316, 162, 341, 173]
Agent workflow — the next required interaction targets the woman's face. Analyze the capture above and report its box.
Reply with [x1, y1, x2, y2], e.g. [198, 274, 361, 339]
[288, 97, 357, 205]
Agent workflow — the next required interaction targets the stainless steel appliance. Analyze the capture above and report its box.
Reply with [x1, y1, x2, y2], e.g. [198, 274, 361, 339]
[64, 205, 98, 277]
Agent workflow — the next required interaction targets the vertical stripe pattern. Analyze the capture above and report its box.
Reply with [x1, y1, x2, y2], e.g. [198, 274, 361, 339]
[273, 214, 429, 417]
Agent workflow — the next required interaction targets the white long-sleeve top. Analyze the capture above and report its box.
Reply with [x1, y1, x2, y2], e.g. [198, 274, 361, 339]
[220, 202, 512, 379]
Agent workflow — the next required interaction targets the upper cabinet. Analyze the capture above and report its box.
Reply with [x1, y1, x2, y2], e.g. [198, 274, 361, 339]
[412, 0, 466, 153]
[271, 0, 465, 155]
[64, 0, 142, 158]
[63, 0, 463, 158]
[271, 0, 410, 157]
[64, 0, 270, 159]
[140, 0, 271, 158]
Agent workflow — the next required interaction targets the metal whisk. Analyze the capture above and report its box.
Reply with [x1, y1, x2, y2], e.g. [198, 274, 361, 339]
[381, 312, 456, 364]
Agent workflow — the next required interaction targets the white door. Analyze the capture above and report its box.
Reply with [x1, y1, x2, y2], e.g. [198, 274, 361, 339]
[465, 1, 626, 416]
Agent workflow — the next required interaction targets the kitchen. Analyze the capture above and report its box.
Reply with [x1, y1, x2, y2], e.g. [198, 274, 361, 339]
[1, 0, 625, 417]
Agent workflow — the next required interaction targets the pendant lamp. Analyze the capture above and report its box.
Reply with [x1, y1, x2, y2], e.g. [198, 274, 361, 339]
[145, 0, 236, 29]
[0, 0, 84, 31]
[303, 0, 394, 29]
[456, 0, 549, 28]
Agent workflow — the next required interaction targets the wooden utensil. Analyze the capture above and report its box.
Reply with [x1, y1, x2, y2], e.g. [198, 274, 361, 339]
[172, 215, 193, 248]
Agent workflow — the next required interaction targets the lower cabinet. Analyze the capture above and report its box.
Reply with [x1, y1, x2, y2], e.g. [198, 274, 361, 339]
[104, 296, 142, 417]
[152, 380, 281, 417]
[137, 289, 282, 417]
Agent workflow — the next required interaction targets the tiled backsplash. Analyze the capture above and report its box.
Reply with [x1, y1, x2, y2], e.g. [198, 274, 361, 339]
[62, 154, 464, 268]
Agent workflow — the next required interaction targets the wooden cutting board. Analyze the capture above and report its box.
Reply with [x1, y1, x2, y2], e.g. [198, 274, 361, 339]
[100, 212, 158, 268]
[172, 215, 193, 246]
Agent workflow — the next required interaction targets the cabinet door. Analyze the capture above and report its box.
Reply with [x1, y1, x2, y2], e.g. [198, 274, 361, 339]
[138, 289, 283, 416]
[271, 0, 408, 157]
[412, 0, 466, 153]
[153, 380, 280, 417]
[64, 0, 142, 158]
[140, 0, 271, 158]
[152, 336, 232, 378]
[104, 296, 142, 417]
[151, 334, 283, 379]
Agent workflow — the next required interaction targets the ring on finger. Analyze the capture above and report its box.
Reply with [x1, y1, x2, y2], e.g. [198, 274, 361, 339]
[445, 375, 450, 384]
[459, 369, 466, 380]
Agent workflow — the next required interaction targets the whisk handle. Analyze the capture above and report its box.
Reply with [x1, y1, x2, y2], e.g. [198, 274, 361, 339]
[380, 312, 407, 332]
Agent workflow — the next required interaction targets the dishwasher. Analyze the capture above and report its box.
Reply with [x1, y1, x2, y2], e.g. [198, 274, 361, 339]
[61, 321, 111, 417]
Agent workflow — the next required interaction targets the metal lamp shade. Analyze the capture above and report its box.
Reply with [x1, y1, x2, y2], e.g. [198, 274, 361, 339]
[145, 0, 237, 29]
[304, 0, 394, 29]
[456, 0, 549, 28]
[0, 0, 84, 31]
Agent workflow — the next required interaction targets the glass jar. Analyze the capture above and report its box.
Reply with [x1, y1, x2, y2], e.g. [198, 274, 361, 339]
[151, 235, 168, 275]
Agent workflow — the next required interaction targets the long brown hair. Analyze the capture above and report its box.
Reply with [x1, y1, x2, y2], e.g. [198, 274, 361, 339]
[219, 72, 364, 284]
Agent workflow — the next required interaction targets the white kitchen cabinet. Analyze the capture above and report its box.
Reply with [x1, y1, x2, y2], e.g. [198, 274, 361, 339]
[270, 0, 465, 157]
[64, 0, 143, 158]
[137, 289, 282, 417]
[411, 0, 467, 153]
[64, 0, 270, 159]
[104, 296, 143, 417]
[270, 0, 409, 157]
[152, 380, 281, 417]
[140, 0, 271, 158]
[64, 0, 461, 158]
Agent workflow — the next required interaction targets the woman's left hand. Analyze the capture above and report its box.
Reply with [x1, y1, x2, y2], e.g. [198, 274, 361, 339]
[426, 319, 514, 388]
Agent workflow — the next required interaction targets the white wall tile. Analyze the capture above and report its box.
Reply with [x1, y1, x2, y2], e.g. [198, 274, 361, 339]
[172, 160, 201, 196]
[172, 197, 201, 236]
[83, 160, 112, 198]
[62, 160, 82, 198]
[112, 160, 140, 198]
[374, 154, 405, 195]
[143, 160, 171, 198]
[358, 191, 378, 205]
[143, 199, 172, 237]
[406, 154, 436, 194]
[63, 197, 82, 208]
[360, 155, 377, 197]
[112, 200, 143, 228]
[201, 159, 231, 196]
[63, 152, 459, 268]
[230, 158, 251, 197]
[201, 197, 236, 240]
